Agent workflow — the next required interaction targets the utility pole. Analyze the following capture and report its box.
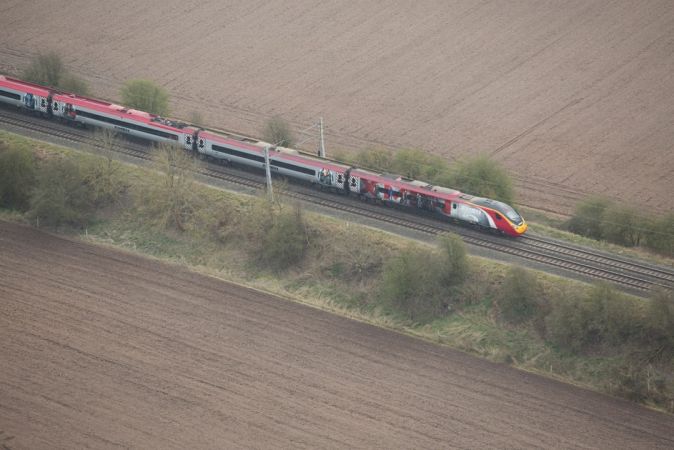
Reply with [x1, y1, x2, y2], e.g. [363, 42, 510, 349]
[318, 116, 326, 158]
[264, 145, 273, 201]
[296, 117, 327, 157]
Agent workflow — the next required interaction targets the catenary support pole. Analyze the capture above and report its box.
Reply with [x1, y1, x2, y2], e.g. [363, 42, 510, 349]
[264, 145, 273, 201]
[318, 116, 326, 158]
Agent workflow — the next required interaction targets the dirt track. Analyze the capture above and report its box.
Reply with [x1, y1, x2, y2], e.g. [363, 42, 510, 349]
[1, 1, 673, 214]
[0, 221, 673, 449]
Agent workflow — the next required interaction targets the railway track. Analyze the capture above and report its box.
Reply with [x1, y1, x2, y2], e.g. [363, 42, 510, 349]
[1, 106, 673, 294]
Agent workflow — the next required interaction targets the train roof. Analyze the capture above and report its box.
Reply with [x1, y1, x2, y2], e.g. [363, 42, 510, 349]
[0, 75, 51, 95]
[53, 92, 196, 133]
[200, 129, 264, 152]
[288, 154, 352, 173]
[469, 196, 523, 222]
[350, 168, 463, 200]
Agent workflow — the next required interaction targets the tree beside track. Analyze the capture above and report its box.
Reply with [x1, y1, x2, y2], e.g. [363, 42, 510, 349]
[120, 79, 170, 116]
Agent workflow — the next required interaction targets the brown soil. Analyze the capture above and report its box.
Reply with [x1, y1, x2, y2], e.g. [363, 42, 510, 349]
[1, 1, 673, 215]
[1, 221, 673, 449]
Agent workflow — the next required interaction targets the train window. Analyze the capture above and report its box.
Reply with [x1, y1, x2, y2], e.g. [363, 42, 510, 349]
[495, 213, 503, 220]
[212, 144, 264, 163]
[0, 89, 21, 100]
[271, 159, 316, 176]
[452, 203, 457, 209]
[76, 109, 179, 140]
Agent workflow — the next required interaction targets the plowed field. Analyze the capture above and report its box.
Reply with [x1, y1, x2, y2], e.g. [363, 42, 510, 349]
[1, 221, 673, 448]
[1, 1, 673, 213]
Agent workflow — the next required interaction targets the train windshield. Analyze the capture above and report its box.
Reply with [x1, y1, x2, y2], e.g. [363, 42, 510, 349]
[472, 198, 523, 225]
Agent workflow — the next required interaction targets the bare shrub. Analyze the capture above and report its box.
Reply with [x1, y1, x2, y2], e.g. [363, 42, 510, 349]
[392, 148, 451, 182]
[351, 147, 396, 172]
[317, 228, 391, 283]
[59, 73, 91, 96]
[567, 196, 611, 240]
[241, 198, 309, 271]
[189, 111, 205, 128]
[120, 79, 170, 116]
[84, 129, 126, 206]
[262, 116, 294, 147]
[195, 196, 243, 244]
[29, 157, 96, 227]
[22, 51, 90, 95]
[643, 289, 674, 363]
[437, 233, 469, 285]
[381, 234, 468, 321]
[381, 246, 446, 320]
[0, 141, 36, 211]
[601, 204, 642, 247]
[260, 204, 309, 270]
[545, 283, 641, 352]
[591, 283, 641, 346]
[22, 51, 65, 87]
[643, 213, 674, 257]
[498, 266, 540, 324]
[135, 143, 201, 231]
[440, 155, 515, 204]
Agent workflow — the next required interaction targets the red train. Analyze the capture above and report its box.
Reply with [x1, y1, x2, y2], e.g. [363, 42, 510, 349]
[0, 75, 527, 236]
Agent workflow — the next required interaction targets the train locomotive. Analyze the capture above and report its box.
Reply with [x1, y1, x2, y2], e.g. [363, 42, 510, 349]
[0, 75, 527, 236]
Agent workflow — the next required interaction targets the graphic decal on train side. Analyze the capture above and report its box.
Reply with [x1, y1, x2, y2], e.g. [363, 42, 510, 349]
[23, 93, 35, 109]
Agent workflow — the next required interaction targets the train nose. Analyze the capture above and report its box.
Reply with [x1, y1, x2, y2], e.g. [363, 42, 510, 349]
[515, 222, 528, 235]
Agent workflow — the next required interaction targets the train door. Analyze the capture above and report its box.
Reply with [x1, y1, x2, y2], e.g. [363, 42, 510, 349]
[36, 93, 50, 114]
[51, 98, 62, 118]
[335, 171, 346, 192]
[186, 130, 200, 153]
[340, 169, 353, 194]
[22, 93, 35, 110]
[348, 174, 361, 195]
[183, 132, 196, 151]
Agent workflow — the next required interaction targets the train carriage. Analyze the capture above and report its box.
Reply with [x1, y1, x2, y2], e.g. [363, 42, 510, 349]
[0, 75, 50, 114]
[198, 130, 351, 191]
[349, 168, 526, 236]
[50, 93, 197, 151]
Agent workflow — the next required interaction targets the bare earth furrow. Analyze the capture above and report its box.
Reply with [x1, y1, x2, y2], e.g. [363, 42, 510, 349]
[1, 221, 673, 448]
